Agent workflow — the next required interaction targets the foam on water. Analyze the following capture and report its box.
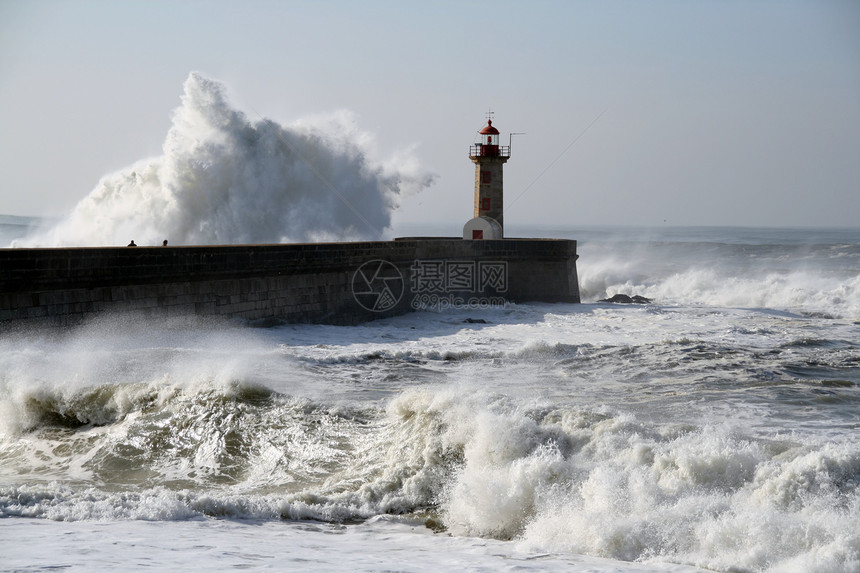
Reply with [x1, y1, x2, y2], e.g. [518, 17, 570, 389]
[15, 73, 433, 247]
[1, 380, 856, 572]
[576, 233, 860, 319]
[2, 217, 859, 572]
[1, 303, 858, 572]
[0, 518, 712, 573]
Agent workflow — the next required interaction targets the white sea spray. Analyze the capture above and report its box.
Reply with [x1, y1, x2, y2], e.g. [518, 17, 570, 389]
[17, 73, 433, 247]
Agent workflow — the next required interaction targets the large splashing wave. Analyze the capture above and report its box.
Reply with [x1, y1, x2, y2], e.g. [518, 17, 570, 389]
[21, 72, 433, 247]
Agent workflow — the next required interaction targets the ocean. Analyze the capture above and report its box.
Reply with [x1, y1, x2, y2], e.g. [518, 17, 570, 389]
[1, 221, 858, 572]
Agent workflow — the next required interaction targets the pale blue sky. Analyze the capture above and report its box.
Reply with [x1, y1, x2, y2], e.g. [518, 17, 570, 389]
[2, 0, 858, 230]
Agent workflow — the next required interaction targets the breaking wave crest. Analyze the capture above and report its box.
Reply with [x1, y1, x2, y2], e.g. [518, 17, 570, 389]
[2, 381, 857, 572]
[19, 72, 433, 247]
[577, 239, 860, 318]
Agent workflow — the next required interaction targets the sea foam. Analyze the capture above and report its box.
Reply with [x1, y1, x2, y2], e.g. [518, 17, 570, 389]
[577, 239, 860, 318]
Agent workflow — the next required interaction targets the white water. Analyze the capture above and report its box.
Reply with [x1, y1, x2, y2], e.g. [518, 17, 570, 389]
[14, 72, 433, 247]
[1, 288, 858, 572]
[2, 222, 859, 573]
[0, 518, 707, 573]
[572, 228, 860, 319]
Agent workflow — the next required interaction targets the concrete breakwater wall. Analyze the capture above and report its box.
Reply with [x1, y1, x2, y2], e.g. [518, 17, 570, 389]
[0, 238, 579, 327]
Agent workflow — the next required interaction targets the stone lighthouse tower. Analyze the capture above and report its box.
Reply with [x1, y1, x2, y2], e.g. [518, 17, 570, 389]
[463, 118, 510, 240]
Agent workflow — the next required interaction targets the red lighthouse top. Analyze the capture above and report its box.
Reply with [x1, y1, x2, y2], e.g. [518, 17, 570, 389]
[480, 120, 500, 135]
[469, 118, 510, 158]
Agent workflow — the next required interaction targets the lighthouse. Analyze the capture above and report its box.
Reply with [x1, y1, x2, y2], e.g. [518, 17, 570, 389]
[463, 118, 510, 240]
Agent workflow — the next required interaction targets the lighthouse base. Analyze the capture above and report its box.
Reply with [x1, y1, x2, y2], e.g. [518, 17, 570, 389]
[463, 216, 503, 240]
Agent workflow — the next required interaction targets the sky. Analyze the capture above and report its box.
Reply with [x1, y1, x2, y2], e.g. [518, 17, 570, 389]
[1, 0, 859, 232]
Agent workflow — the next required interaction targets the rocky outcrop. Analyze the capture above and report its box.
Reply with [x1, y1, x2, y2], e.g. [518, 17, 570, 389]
[599, 294, 652, 304]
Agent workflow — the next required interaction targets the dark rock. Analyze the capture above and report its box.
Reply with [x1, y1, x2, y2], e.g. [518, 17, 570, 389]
[599, 294, 652, 304]
[463, 318, 488, 324]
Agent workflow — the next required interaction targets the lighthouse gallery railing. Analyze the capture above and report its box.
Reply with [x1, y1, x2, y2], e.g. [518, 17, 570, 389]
[469, 144, 510, 158]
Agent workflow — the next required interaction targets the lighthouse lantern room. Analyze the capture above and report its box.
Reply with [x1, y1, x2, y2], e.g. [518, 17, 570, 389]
[464, 117, 510, 240]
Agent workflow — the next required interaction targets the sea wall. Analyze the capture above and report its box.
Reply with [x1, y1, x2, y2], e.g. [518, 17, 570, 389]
[0, 238, 579, 327]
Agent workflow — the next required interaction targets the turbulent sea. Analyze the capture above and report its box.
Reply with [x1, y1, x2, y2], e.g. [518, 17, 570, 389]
[1, 222, 858, 572]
